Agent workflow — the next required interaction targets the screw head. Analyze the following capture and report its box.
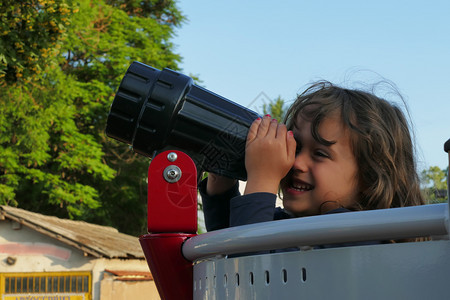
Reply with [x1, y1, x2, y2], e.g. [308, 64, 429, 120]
[167, 169, 178, 179]
[167, 152, 178, 162]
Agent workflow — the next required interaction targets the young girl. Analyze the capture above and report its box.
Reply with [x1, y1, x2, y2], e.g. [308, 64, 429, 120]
[199, 81, 424, 236]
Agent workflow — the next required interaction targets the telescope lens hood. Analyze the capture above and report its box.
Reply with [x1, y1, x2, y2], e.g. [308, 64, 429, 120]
[106, 62, 259, 180]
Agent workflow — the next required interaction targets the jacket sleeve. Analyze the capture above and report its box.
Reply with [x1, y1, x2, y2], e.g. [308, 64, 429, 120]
[199, 179, 279, 231]
[229, 192, 277, 227]
[198, 177, 240, 231]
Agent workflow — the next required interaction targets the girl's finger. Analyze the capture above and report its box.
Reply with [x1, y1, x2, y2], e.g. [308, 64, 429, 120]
[266, 118, 279, 138]
[275, 122, 287, 139]
[256, 114, 272, 137]
[246, 117, 262, 143]
[286, 130, 297, 159]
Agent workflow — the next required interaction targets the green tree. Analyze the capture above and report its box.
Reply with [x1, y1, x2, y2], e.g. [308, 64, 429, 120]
[421, 166, 448, 203]
[0, 0, 71, 83]
[0, 0, 185, 235]
[0, 0, 111, 217]
[262, 96, 287, 122]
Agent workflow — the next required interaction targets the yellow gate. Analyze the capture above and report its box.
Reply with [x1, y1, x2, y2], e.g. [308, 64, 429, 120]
[0, 272, 91, 300]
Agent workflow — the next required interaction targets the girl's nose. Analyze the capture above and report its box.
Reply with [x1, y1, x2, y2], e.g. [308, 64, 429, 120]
[292, 151, 309, 173]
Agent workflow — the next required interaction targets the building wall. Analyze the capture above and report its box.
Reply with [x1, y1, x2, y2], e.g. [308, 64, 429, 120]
[100, 272, 160, 300]
[0, 218, 160, 300]
[0, 219, 91, 272]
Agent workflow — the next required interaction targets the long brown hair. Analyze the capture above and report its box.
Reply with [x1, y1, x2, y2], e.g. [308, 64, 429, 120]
[284, 81, 424, 211]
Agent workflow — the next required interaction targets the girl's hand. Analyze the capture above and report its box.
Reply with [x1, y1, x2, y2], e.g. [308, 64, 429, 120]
[244, 115, 296, 195]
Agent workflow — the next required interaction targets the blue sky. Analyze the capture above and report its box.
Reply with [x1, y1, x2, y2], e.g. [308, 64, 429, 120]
[172, 0, 450, 171]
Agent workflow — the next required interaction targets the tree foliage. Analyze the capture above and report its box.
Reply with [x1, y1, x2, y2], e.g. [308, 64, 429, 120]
[421, 166, 448, 203]
[0, 0, 184, 235]
[262, 96, 287, 122]
[0, 0, 73, 83]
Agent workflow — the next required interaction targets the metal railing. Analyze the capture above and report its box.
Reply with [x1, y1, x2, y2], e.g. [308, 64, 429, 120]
[183, 203, 449, 261]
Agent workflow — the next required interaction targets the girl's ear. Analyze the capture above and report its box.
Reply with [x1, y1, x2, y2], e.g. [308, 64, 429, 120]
[354, 173, 369, 211]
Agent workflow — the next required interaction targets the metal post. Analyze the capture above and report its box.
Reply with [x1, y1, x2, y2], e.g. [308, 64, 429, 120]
[139, 150, 198, 300]
[445, 138, 450, 239]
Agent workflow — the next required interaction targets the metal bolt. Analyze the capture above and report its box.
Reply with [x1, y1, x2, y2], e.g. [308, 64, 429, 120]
[167, 152, 178, 162]
[167, 169, 178, 179]
[163, 165, 182, 183]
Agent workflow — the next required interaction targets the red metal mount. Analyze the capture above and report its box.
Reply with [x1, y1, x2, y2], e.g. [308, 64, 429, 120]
[139, 150, 198, 300]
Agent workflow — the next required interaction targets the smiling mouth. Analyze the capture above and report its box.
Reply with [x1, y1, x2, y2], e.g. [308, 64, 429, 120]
[291, 182, 314, 191]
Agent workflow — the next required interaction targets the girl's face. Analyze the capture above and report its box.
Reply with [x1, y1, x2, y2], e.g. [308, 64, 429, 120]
[280, 114, 360, 216]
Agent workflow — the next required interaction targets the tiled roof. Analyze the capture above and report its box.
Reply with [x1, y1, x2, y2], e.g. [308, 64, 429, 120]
[0, 205, 145, 259]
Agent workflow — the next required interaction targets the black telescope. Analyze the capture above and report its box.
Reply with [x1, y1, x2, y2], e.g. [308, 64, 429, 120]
[105, 62, 260, 180]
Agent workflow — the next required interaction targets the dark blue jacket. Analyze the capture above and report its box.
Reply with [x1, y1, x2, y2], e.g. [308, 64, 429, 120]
[199, 178, 382, 250]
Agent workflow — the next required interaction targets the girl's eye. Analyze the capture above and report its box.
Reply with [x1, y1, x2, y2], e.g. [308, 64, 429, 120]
[314, 150, 329, 158]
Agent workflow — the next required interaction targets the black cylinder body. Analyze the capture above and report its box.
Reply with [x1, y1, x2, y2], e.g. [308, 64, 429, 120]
[106, 62, 259, 180]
